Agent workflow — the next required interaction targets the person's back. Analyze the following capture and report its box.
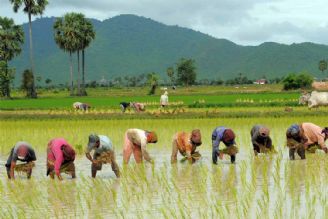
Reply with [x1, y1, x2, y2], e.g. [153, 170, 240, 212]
[160, 92, 169, 107]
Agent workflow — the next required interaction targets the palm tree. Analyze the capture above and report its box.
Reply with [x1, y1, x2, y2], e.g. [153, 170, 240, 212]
[79, 17, 95, 96]
[10, 0, 48, 98]
[53, 13, 81, 96]
[0, 17, 24, 98]
[319, 60, 327, 74]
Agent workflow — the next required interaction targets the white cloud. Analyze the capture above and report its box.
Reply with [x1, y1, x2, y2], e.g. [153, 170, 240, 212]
[1, 0, 328, 45]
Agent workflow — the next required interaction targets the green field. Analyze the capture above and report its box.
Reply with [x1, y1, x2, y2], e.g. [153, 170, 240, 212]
[2, 85, 327, 218]
[1, 117, 328, 217]
[1, 85, 300, 110]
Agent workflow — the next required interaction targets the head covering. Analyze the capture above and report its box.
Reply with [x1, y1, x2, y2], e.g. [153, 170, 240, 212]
[191, 129, 202, 146]
[287, 124, 300, 138]
[223, 129, 235, 146]
[259, 126, 270, 137]
[88, 134, 100, 148]
[147, 131, 158, 143]
[17, 145, 28, 159]
[164, 91, 168, 95]
[322, 127, 328, 137]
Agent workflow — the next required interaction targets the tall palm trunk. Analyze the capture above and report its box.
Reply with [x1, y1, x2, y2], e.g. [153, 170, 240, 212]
[77, 50, 81, 95]
[81, 49, 87, 96]
[69, 51, 74, 96]
[5, 61, 10, 98]
[28, 11, 37, 98]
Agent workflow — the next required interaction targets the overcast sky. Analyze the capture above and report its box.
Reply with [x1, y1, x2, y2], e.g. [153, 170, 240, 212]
[1, 0, 328, 45]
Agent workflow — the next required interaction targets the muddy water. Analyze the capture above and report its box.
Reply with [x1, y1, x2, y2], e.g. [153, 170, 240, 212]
[1, 117, 328, 218]
[0, 148, 327, 218]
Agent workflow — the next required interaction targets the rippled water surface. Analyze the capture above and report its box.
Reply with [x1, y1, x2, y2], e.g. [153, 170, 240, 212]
[1, 117, 328, 218]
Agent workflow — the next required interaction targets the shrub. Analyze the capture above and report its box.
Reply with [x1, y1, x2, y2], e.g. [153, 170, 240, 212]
[282, 72, 313, 90]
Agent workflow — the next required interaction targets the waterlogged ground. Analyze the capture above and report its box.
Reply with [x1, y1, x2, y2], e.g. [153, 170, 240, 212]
[1, 117, 328, 218]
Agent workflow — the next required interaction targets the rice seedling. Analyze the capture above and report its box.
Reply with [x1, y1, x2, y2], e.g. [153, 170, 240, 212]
[0, 116, 328, 217]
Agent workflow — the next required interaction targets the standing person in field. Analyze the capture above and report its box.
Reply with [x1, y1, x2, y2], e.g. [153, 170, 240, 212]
[131, 102, 145, 112]
[123, 129, 158, 164]
[212, 126, 238, 164]
[5, 141, 36, 179]
[46, 138, 76, 180]
[160, 91, 169, 107]
[286, 122, 328, 160]
[85, 134, 120, 178]
[251, 125, 275, 155]
[171, 129, 202, 164]
[120, 102, 131, 113]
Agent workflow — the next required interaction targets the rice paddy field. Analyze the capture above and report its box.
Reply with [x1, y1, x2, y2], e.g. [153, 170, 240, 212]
[1, 116, 328, 218]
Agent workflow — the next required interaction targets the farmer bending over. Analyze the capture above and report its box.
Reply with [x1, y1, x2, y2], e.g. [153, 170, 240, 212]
[251, 125, 275, 155]
[47, 138, 76, 180]
[171, 129, 202, 164]
[86, 134, 120, 178]
[123, 129, 157, 164]
[212, 127, 238, 164]
[287, 122, 328, 160]
[120, 102, 131, 113]
[5, 141, 36, 179]
[131, 102, 145, 112]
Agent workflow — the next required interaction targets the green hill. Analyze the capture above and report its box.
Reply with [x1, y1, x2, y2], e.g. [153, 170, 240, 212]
[9, 14, 328, 84]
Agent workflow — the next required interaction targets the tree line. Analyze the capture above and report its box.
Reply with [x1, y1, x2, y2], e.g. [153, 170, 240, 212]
[0, 0, 96, 99]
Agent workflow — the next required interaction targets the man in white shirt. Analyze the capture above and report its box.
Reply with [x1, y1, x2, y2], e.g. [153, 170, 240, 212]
[160, 91, 169, 107]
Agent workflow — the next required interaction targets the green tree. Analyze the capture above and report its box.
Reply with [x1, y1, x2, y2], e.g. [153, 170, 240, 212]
[319, 60, 327, 74]
[282, 72, 313, 90]
[176, 58, 197, 86]
[0, 17, 24, 98]
[10, 0, 48, 98]
[79, 16, 95, 96]
[21, 69, 34, 96]
[147, 72, 160, 95]
[166, 66, 175, 85]
[54, 13, 81, 96]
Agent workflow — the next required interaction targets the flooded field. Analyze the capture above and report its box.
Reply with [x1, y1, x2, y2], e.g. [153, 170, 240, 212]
[1, 117, 328, 218]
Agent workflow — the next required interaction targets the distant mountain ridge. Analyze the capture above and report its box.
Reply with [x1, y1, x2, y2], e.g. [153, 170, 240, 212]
[9, 14, 328, 84]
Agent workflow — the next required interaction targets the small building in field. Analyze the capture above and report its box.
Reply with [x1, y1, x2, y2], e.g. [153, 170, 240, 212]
[254, 79, 267, 85]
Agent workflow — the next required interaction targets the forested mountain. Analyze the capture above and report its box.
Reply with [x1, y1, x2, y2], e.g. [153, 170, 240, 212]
[9, 14, 328, 84]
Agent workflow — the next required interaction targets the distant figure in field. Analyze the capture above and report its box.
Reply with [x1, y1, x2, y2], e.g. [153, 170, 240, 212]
[73, 102, 91, 111]
[251, 125, 275, 155]
[286, 123, 328, 160]
[5, 141, 36, 179]
[85, 134, 120, 178]
[120, 102, 131, 113]
[171, 129, 202, 164]
[131, 102, 145, 112]
[160, 91, 169, 107]
[46, 138, 76, 180]
[212, 127, 238, 164]
[123, 129, 158, 164]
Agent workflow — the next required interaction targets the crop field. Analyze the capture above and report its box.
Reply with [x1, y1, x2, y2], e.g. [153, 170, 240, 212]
[1, 117, 328, 218]
[1, 85, 300, 110]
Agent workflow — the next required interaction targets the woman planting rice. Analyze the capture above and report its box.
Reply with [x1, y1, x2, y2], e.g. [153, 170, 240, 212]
[5, 141, 36, 179]
[171, 129, 202, 164]
[211, 127, 238, 164]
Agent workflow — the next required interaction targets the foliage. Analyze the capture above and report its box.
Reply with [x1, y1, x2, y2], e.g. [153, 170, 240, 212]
[21, 69, 35, 97]
[176, 58, 197, 86]
[0, 16, 24, 98]
[282, 72, 313, 90]
[147, 72, 160, 95]
[10, 0, 48, 99]
[166, 67, 175, 85]
[225, 73, 253, 85]
[318, 60, 327, 73]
